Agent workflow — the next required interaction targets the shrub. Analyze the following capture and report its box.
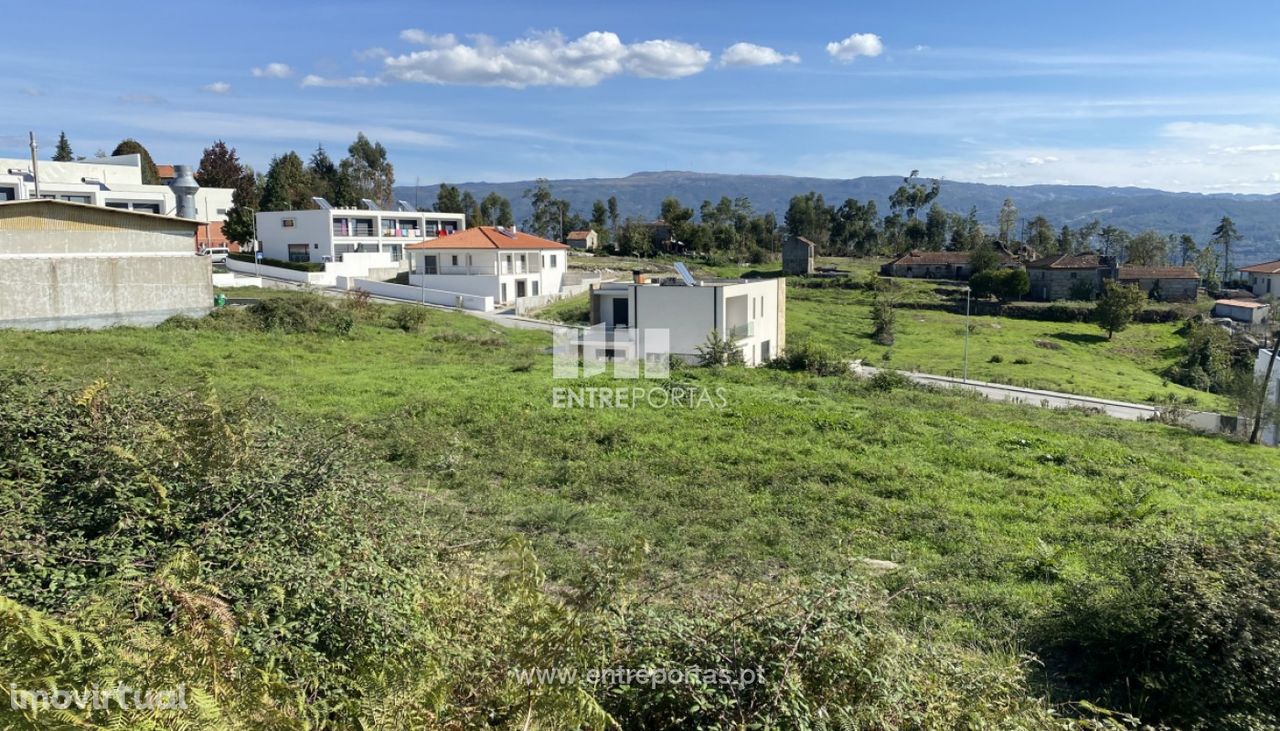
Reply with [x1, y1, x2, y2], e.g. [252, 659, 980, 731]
[697, 330, 745, 367]
[871, 292, 896, 346]
[247, 294, 354, 335]
[866, 369, 911, 392]
[768, 340, 848, 376]
[390, 305, 430, 333]
[989, 354, 1004, 363]
[1013, 357, 1032, 365]
[228, 252, 325, 272]
[1034, 531, 1280, 730]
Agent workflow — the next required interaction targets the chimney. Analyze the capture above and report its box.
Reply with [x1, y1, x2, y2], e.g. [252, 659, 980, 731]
[171, 165, 199, 219]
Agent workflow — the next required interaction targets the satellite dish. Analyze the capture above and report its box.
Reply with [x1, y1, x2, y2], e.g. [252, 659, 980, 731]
[674, 262, 696, 286]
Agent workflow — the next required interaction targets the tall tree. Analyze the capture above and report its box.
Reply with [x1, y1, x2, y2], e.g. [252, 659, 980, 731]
[1099, 226, 1130, 259]
[480, 192, 514, 227]
[924, 202, 948, 250]
[1057, 225, 1074, 254]
[591, 199, 609, 247]
[435, 184, 464, 214]
[111, 138, 161, 185]
[523, 179, 560, 239]
[659, 197, 694, 242]
[1026, 216, 1055, 253]
[784, 192, 831, 247]
[1211, 216, 1241, 284]
[607, 196, 619, 239]
[194, 140, 247, 189]
[339, 133, 395, 207]
[222, 166, 260, 246]
[997, 198, 1018, 246]
[52, 131, 74, 162]
[307, 144, 355, 207]
[1178, 235, 1197, 267]
[259, 152, 314, 212]
[1126, 230, 1169, 267]
[888, 170, 941, 220]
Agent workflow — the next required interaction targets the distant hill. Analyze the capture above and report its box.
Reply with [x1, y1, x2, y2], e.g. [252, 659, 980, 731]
[395, 171, 1280, 263]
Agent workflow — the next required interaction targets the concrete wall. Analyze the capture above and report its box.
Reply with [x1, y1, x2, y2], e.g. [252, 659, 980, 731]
[1120, 277, 1198, 302]
[0, 256, 211, 329]
[343, 277, 494, 311]
[225, 257, 333, 285]
[782, 238, 814, 275]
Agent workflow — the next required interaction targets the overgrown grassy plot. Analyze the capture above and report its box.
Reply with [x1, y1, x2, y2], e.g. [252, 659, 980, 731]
[1, 292, 1277, 728]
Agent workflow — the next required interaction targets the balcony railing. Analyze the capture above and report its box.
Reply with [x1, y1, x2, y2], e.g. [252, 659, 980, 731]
[728, 322, 754, 339]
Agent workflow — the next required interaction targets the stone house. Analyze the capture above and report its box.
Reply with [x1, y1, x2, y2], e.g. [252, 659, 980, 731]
[782, 236, 815, 275]
[1116, 266, 1200, 302]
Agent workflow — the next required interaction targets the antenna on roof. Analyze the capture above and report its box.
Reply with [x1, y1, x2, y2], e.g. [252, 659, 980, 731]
[312, 196, 332, 210]
[360, 198, 378, 210]
[674, 262, 696, 286]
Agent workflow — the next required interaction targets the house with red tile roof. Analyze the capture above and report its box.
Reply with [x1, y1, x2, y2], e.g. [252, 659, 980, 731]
[881, 249, 1014, 280]
[565, 229, 598, 251]
[1241, 258, 1280, 297]
[405, 226, 569, 305]
[1116, 265, 1199, 301]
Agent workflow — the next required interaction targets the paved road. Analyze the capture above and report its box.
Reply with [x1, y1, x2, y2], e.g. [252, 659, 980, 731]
[853, 361, 1234, 435]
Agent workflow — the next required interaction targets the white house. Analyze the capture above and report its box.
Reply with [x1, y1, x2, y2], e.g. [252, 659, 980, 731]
[1241, 259, 1280, 297]
[255, 203, 464, 269]
[588, 273, 786, 366]
[0, 154, 234, 250]
[405, 226, 568, 305]
[1213, 299, 1270, 325]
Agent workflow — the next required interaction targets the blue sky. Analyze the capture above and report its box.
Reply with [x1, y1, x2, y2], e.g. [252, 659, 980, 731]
[4, 0, 1280, 193]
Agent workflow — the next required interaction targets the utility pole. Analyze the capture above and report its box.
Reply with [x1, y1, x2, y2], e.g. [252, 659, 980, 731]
[963, 286, 971, 383]
[28, 132, 41, 198]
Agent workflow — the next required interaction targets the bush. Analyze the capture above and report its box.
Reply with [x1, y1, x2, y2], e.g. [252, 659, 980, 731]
[768, 340, 848, 376]
[697, 330, 746, 366]
[871, 293, 896, 346]
[248, 294, 354, 335]
[1034, 531, 1280, 729]
[390, 305, 430, 333]
[228, 252, 325, 272]
[866, 369, 912, 392]
[989, 354, 1004, 363]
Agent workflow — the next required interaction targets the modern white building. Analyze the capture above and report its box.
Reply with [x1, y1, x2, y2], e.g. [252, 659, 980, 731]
[0, 154, 234, 250]
[255, 202, 464, 268]
[588, 273, 786, 366]
[404, 226, 568, 305]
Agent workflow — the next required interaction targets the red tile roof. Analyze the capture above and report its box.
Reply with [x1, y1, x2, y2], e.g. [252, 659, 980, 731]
[1215, 299, 1269, 309]
[1026, 253, 1102, 269]
[1239, 259, 1280, 274]
[566, 230, 593, 239]
[1118, 265, 1199, 280]
[888, 250, 974, 265]
[155, 164, 176, 180]
[404, 226, 569, 251]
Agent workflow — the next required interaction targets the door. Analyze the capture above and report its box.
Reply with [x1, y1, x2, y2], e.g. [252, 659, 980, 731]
[612, 298, 629, 327]
[516, 280, 527, 298]
[760, 340, 770, 362]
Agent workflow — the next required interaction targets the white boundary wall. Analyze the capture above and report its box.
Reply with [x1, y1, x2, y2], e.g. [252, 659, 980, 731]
[339, 277, 494, 312]
[226, 257, 333, 285]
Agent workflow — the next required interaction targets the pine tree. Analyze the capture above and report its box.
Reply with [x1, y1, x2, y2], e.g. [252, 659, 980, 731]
[51, 131, 74, 162]
[259, 152, 313, 212]
[1211, 216, 1241, 284]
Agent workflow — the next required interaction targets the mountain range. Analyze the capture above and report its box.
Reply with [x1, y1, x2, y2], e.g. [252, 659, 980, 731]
[395, 171, 1280, 263]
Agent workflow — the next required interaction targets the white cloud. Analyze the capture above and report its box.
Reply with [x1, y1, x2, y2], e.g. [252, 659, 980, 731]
[381, 30, 710, 87]
[354, 46, 389, 61]
[399, 29, 457, 48]
[301, 74, 384, 88]
[826, 33, 884, 62]
[251, 62, 293, 79]
[719, 42, 800, 68]
[201, 81, 231, 94]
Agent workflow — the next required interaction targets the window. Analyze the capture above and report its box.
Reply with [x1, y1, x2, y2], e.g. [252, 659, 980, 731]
[287, 244, 309, 263]
[532, 281, 540, 296]
[60, 195, 91, 204]
[549, 254, 557, 268]
[387, 244, 403, 262]
[282, 218, 296, 228]
[0, 186, 15, 202]
[422, 255, 438, 275]
[500, 283, 508, 302]
[105, 201, 130, 209]
[135, 203, 161, 214]
[381, 219, 397, 237]
[354, 243, 379, 253]
[451, 255, 459, 266]
[216, 208, 228, 215]
[424, 221, 439, 235]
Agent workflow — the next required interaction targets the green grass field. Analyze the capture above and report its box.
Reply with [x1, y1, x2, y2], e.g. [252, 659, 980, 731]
[541, 256, 1225, 409]
[2, 295, 1275, 646]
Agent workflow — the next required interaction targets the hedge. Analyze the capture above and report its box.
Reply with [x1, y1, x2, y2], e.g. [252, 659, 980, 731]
[228, 252, 326, 272]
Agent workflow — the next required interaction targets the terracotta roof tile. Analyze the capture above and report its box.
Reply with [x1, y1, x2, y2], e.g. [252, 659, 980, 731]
[1215, 299, 1268, 309]
[1117, 266, 1199, 279]
[1026, 253, 1101, 269]
[1239, 259, 1280, 274]
[404, 226, 569, 251]
[566, 230, 592, 239]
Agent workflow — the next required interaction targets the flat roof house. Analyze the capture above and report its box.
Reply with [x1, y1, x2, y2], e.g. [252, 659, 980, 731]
[0, 199, 210, 329]
[405, 226, 568, 306]
[1213, 299, 1270, 325]
[0, 154, 234, 252]
[588, 273, 786, 366]
[1240, 259, 1280, 298]
[256, 202, 465, 270]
